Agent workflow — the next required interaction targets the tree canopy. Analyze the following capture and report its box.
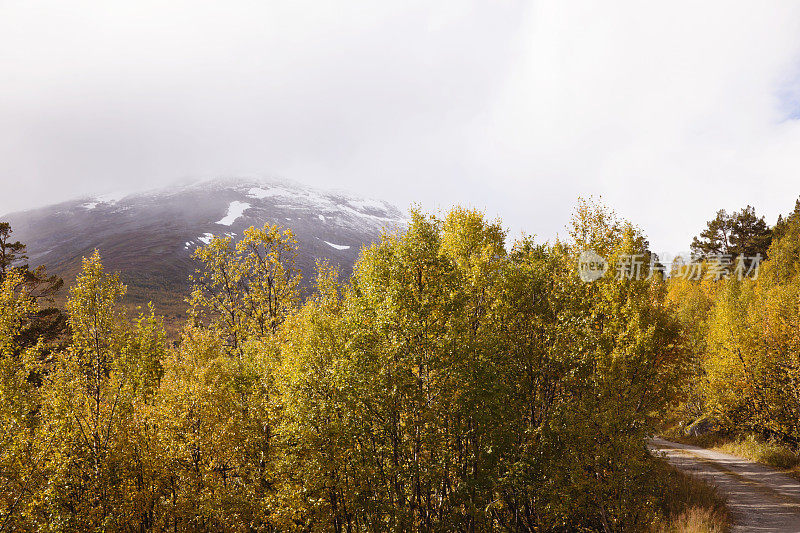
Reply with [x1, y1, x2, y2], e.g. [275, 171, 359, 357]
[0, 208, 697, 531]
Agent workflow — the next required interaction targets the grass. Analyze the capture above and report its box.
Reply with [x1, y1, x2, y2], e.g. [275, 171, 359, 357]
[653, 460, 730, 533]
[659, 506, 728, 533]
[713, 434, 800, 470]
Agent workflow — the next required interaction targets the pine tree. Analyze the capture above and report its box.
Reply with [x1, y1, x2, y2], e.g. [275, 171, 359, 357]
[0, 221, 65, 353]
[691, 209, 733, 257]
[772, 196, 800, 241]
[0, 222, 26, 278]
[729, 205, 772, 260]
[691, 206, 773, 263]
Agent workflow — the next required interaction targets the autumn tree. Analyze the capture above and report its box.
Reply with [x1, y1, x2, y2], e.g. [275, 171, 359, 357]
[677, 196, 800, 445]
[665, 275, 716, 421]
[146, 223, 302, 529]
[150, 325, 277, 530]
[273, 262, 352, 531]
[0, 269, 47, 529]
[188, 224, 301, 355]
[33, 251, 169, 529]
[0, 208, 698, 531]
[562, 198, 688, 529]
[700, 207, 800, 442]
[276, 203, 688, 531]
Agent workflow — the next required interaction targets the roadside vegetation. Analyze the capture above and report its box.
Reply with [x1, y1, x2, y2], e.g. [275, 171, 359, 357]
[654, 462, 729, 533]
[646, 197, 800, 529]
[714, 435, 800, 470]
[661, 427, 800, 494]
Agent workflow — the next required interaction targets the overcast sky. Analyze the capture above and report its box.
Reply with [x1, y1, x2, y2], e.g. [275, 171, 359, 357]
[2, 1, 800, 253]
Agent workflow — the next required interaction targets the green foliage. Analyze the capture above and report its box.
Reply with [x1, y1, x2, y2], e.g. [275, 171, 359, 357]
[0, 222, 66, 357]
[690, 206, 772, 261]
[771, 197, 800, 242]
[0, 222, 27, 277]
[276, 204, 687, 531]
[0, 207, 691, 531]
[730, 206, 773, 260]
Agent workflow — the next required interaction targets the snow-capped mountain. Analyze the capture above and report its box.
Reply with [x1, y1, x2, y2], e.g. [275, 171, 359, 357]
[2, 178, 406, 318]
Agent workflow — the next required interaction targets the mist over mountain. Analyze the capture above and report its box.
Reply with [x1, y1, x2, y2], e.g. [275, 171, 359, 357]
[3, 177, 406, 320]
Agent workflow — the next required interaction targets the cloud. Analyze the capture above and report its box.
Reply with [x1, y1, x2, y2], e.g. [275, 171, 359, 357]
[1, 1, 800, 253]
[474, 1, 800, 251]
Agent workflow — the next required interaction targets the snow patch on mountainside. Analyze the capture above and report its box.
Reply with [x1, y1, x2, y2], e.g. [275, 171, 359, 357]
[184, 231, 231, 250]
[193, 177, 406, 228]
[216, 201, 250, 225]
[80, 191, 131, 210]
[324, 241, 350, 251]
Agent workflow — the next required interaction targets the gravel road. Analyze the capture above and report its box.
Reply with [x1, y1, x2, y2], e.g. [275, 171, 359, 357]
[651, 437, 800, 532]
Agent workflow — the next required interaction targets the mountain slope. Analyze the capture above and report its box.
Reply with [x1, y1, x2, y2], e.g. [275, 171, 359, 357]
[3, 178, 406, 322]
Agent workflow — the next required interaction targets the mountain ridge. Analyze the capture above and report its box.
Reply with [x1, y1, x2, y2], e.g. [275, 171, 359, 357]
[3, 177, 406, 325]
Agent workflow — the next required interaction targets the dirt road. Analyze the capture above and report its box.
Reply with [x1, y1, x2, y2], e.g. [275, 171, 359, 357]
[651, 438, 800, 532]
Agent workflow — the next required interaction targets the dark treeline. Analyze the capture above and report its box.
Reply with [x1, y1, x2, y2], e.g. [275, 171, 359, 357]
[1, 201, 707, 531]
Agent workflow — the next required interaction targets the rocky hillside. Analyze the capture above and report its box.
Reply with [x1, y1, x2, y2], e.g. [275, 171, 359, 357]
[3, 178, 406, 322]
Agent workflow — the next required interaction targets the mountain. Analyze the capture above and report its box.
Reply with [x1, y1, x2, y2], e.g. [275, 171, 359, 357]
[2, 178, 406, 324]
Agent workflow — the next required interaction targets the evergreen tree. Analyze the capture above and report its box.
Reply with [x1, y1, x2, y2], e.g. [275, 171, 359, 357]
[729, 205, 772, 259]
[691, 209, 733, 257]
[0, 222, 26, 277]
[0, 221, 65, 353]
[772, 196, 800, 241]
[691, 206, 772, 262]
